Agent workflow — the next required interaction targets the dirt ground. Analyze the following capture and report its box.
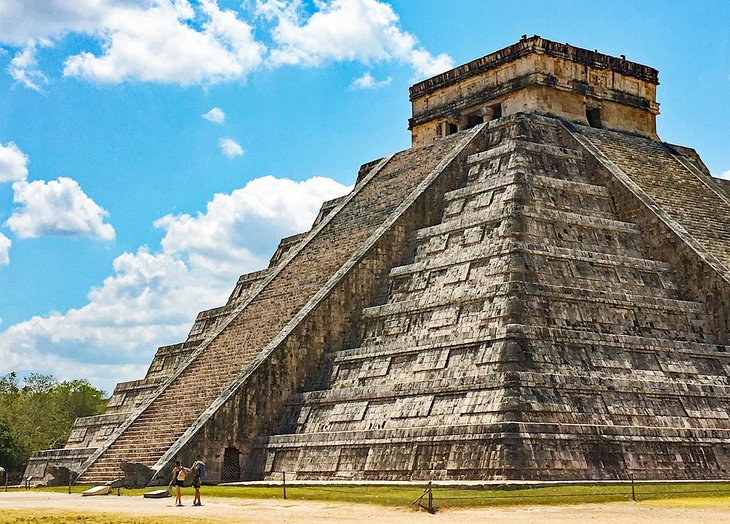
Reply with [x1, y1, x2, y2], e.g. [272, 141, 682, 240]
[2, 491, 730, 523]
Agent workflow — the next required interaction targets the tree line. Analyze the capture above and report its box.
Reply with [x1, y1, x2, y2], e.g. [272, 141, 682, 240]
[0, 372, 107, 472]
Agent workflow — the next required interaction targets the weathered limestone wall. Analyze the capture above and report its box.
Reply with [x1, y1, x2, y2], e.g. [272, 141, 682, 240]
[568, 124, 730, 340]
[65, 414, 130, 450]
[162, 128, 487, 482]
[24, 448, 94, 484]
[24, 184, 366, 483]
[255, 113, 730, 481]
[226, 269, 272, 304]
[410, 36, 659, 148]
[506, 86, 656, 135]
[75, 127, 484, 484]
[144, 341, 201, 381]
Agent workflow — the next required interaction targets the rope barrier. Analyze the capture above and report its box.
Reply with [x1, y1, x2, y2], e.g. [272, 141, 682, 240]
[43, 467, 730, 516]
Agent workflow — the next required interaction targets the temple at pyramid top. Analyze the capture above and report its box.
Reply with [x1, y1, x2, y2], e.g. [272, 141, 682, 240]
[409, 35, 660, 147]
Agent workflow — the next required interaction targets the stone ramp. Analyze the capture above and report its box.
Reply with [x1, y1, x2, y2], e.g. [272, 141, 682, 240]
[255, 113, 730, 481]
[77, 127, 485, 484]
[572, 125, 730, 271]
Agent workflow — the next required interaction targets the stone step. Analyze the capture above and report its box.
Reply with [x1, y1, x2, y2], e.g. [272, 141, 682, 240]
[93, 452, 165, 462]
[102, 440, 174, 450]
[577, 125, 730, 282]
[81, 464, 149, 474]
[331, 336, 493, 364]
[193, 303, 238, 322]
[290, 369, 730, 409]
[387, 270, 678, 308]
[444, 172, 611, 204]
[414, 204, 640, 242]
[392, 239, 672, 279]
[328, 335, 730, 372]
[90, 455, 158, 464]
[362, 281, 705, 321]
[504, 323, 727, 354]
[154, 339, 203, 354]
[119, 427, 187, 437]
[466, 139, 585, 165]
[265, 420, 730, 450]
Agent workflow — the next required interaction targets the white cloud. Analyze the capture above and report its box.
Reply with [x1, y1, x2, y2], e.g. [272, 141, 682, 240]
[2, 0, 451, 86]
[408, 46, 454, 78]
[350, 71, 391, 89]
[219, 137, 244, 158]
[0, 0, 113, 46]
[0, 232, 10, 266]
[5, 178, 116, 240]
[9, 41, 48, 92]
[156, 175, 348, 260]
[202, 106, 226, 123]
[63, 0, 266, 85]
[0, 141, 29, 183]
[0, 174, 349, 391]
[259, 0, 453, 79]
[717, 170, 730, 180]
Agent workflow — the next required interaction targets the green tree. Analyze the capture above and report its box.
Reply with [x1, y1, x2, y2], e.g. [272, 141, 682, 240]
[0, 419, 25, 471]
[49, 379, 107, 448]
[0, 373, 107, 471]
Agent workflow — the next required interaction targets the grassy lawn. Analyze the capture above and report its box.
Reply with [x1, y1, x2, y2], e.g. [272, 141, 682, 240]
[3, 484, 730, 523]
[33, 481, 730, 509]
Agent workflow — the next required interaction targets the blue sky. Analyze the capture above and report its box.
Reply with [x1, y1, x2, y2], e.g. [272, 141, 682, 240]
[0, 0, 728, 393]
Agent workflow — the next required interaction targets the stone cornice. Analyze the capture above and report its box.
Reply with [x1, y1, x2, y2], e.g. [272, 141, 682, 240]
[410, 36, 659, 101]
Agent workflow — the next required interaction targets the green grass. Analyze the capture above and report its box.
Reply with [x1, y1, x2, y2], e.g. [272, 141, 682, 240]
[33, 481, 730, 510]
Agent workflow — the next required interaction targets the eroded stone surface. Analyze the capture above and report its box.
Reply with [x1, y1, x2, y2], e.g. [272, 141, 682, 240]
[256, 114, 730, 481]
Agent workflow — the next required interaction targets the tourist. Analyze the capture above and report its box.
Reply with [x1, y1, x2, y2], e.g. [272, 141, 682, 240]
[191, 455, 206, 506]
[169, 460, 187, 506]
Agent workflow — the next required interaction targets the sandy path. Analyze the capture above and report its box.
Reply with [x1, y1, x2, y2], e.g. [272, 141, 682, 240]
[2, 491, 730, 523]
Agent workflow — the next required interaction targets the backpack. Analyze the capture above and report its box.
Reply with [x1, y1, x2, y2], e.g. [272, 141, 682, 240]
[192, 461, 206, 478]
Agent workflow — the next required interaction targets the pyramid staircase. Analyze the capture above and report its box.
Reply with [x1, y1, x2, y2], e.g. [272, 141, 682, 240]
[255, 113, 730, 480]
[75, 126, 485, 483]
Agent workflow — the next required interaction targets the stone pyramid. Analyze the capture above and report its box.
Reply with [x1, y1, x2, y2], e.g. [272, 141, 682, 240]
[27, 36, 730, 484]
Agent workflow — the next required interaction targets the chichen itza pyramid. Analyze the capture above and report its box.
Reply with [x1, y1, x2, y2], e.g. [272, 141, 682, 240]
[27, 36, 730, 485]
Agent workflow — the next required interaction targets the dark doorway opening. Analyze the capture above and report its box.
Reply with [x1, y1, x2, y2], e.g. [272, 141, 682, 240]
[447, 123, 458, 135]
[586, 108, 604, 128]
[466, 114, 484, 128]
[222, 447, 240, 482]
[490, 104, 503, 120]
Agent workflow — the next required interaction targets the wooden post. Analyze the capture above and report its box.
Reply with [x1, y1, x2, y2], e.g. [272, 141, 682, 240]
[427, 481, 434, 514]
[68, 475, 72, 494]
[282, 471, 287, 500]
[631, 475, 636, 501]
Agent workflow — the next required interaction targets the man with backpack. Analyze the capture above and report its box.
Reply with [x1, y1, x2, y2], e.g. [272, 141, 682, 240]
[190, 455, 206, 506]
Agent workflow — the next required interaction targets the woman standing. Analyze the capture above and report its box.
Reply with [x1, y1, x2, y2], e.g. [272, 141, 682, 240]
[168, 460, 188, 506]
